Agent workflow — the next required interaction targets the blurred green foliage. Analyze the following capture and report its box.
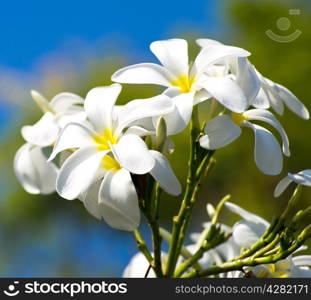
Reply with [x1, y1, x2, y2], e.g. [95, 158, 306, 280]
[0, 0, 310, 275]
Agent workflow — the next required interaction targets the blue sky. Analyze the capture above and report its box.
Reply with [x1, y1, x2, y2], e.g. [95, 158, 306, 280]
[0, 0, 221, 135]
[0, 0, 220, 70]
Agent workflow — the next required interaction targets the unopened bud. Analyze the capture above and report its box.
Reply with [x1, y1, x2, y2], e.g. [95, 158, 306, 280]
[206, 203, 216, 219]
[31, 90, 53, 113]
[155, 117, 167, 152]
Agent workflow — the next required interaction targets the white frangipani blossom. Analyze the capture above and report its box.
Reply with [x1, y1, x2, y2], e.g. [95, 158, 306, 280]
[14, 90, 86, 195]
[198, 38, 309, 119]
[274, 169, 311, 197]
[49, 83, 180, 230]
[199, 108, 290, 175]
[112, 38, 252, 135]
[196, 38, 261, 106]
[225, 202, 311, 278]
[79, 149, 181, 230]
[254, 71, 309, 120]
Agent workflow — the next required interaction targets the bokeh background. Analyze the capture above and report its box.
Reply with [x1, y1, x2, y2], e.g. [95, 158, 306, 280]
[0, 0, 310, 276]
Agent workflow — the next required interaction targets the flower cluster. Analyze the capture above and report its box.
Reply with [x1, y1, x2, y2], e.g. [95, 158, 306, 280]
[14, 38, 311, 277]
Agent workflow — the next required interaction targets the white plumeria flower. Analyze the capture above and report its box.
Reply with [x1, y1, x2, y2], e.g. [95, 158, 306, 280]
[21, 90, 86, 147]
[225, 202, 311, 278]
[14, 90, 86, 194]
[112, 38, 251, 135]
[253, 71, 309, 120]
[79, 150, 181, 230]
[274, 169, 311, 197]
[199, 108, 290, 175]
[48, 83, 180, 230]
[198, 38, 310, 120]
[197, 38, 261, 106]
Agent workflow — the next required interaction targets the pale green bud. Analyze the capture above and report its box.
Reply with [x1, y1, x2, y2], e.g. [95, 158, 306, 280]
[155, 117, 167, 152]
[31, 90, 53, 113]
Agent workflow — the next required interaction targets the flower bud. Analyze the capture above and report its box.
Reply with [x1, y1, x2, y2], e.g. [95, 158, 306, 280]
[31, 90, 53, 113]
[155, 117, 167, 152]
[206, 203, 216, 219]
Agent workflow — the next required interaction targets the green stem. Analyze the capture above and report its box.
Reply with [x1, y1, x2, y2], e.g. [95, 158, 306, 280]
[133, 230, 153, 265]
[174, 232, 226, 277]
[165, 109, 201, 276]
[183, 237, 306, 278]
[165, 151, 215, 276]
[159, 227, 203, 271]
[148, 183, 163, 277]
[235, 218, 282, 260]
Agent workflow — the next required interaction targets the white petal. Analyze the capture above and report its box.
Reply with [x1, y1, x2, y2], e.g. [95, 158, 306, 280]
[199, 115, 241, 150]
[251, 87, 271, 109]
[124, 126, 153, 137]
[192, 44, 250, 76]
[56, 146, 106, 200]
[292, 255, 311, 267]
[244, 109, 290, 156]
[99, 169, 140, 231]
[111, 63, 173, 86]
[193, 88, 212, 105]
[162, 87, 181, 98]
[275, 83, 309, 120]
[196, 38, 223, 48]
[217, 239, 241, 261]
[149, 150, 181, 196]
[50, 92, 84, 113]
[14, 144, 58, 195]
[84, 84, 122, 132]
[115, 94, 174, 135]
[291, 266, 311, 278]
[158, 92, 194, 135]
[21, 112, 59, 147]
[49, 123, 96, 161]
[56, 111, 87, 129]
[235, 58, 260, 102]
[79, 180, 102, 220]
[266, 89, 285, 115]
[201, 77, 248, 113]
[123, 252, 155, 278]
[232, 220, 267, 248]
[274, 176, 293, 197]
[225, 202, 269, 227]
[150, 39, 189, 77]
[245, 122, 283, 175]
[111, 134, 155, 174]
[288, 170, 311, 186]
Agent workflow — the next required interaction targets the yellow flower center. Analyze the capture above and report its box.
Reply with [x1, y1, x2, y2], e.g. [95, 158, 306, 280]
[101, 155, 122, 172]
[171, 74, 196, 93]
[231, 112, 248, 126]
[94, 128, 118, 151]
